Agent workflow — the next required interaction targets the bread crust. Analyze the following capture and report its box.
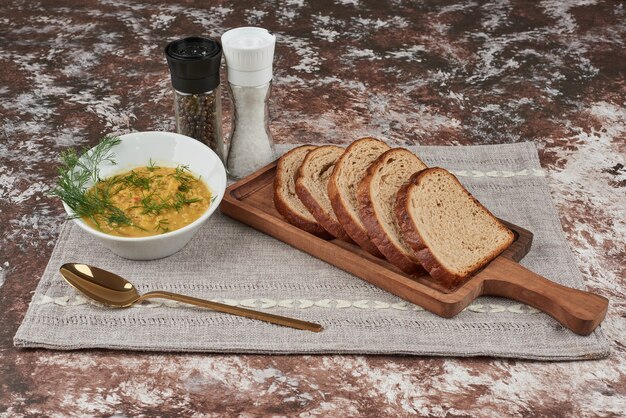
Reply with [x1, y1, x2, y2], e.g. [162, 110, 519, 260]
[357, 150, 426, 275]
[274, 146, 332, 239]
[328, 137, 385, 257]
[396, 168, 514, 288]
[395, 178, 457, 286]
[295, 147, 353, 242]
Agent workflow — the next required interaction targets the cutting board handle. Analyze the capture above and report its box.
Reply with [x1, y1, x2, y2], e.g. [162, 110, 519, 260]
[479, 257, 608, 335]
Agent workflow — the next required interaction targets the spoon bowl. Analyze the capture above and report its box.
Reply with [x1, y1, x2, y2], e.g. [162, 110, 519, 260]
[59, 263, 322, 332]
[60, 264, 141, 307]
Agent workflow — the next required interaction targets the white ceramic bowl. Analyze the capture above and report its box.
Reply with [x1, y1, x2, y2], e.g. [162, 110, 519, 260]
[62, 131, 227, 260]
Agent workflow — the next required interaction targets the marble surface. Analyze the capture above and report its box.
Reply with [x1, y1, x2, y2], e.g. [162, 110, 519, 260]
[0, 0, 624, 416]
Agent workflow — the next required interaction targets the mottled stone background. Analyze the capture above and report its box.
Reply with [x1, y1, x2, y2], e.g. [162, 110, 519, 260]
[1, 0, 624, 416]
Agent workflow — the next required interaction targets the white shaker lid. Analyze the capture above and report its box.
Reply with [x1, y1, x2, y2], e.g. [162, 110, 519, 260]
[221, 27, 276, 87]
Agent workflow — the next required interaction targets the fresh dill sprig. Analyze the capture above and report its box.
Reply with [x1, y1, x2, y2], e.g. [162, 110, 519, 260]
[172, 164, 196, 192]
[102, 175, 126, 197]
[138, 194, 171, 215]
[172, 192, 201, 211]
[50, 136, 122, 221]
[147, 158, 159, 172]
[155, 218, 170, 234]
[174, 164, 191, 176]
[123, 171, 151, 190]
[106, 206, 133, 227]
[173, 165, 191, 180]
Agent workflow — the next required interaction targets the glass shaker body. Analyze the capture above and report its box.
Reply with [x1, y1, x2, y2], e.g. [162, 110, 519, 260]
[173, 87, 225, 163]
[226, 81, 275, 179]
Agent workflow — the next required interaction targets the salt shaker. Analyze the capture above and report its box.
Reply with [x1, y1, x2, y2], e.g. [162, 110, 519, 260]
[221, 27, 277, 179]
[165, 37, 226, 162]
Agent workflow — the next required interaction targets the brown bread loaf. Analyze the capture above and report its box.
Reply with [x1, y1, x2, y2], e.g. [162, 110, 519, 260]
[295, 145, 352, 242]
[328, 137, 391, 256]
[396, 167, 514, 288]
[357, 148, 428, 274]
[274, 146, 332, 238]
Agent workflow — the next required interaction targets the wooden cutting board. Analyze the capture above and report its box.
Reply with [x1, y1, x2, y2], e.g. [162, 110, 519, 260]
[220, 161, 608, 336]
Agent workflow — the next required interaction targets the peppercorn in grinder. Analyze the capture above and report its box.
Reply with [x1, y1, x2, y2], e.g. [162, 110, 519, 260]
[165, 37, 226, 163]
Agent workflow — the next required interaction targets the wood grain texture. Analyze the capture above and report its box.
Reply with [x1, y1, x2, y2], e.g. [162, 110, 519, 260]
[478, 257, 609, 336]
[221, 161, 608, 336]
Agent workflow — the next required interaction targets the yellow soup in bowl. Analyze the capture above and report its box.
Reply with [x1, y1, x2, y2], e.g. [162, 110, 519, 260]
[83, 164, 212, 237]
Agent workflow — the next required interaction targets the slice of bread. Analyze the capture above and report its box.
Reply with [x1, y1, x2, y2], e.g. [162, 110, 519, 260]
[328, 137, 391, 256]
[357, 148, 428, 274]
[295, 145, 353, 242]
[274, 146, 332, 238]
[395, 167, 515, 288]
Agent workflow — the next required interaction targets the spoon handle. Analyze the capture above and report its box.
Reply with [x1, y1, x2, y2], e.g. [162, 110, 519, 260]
[138, 291, 323, 332]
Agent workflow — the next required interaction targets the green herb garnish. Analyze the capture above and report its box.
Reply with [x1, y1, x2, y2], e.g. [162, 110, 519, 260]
[147, 158, 159, 172]
[172, 192, 201, 211]
[138, 194, 170, 216]
[122, 171, 151, 190]
[155, 219, 170, 234]
[106, 206, 133, 227]
[50, 136, 124, 226]
[172, 165, 194, 191]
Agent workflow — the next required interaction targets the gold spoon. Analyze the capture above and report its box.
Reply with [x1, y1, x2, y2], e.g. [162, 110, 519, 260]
[59, 263, 323, 332]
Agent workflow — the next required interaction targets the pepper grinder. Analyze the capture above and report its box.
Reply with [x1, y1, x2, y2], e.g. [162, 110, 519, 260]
[221, 27, 277, 179]
[165, 37, 226, 163]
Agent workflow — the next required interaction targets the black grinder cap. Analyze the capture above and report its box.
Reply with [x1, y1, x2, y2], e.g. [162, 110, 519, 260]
[165, 37, 222, 94]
